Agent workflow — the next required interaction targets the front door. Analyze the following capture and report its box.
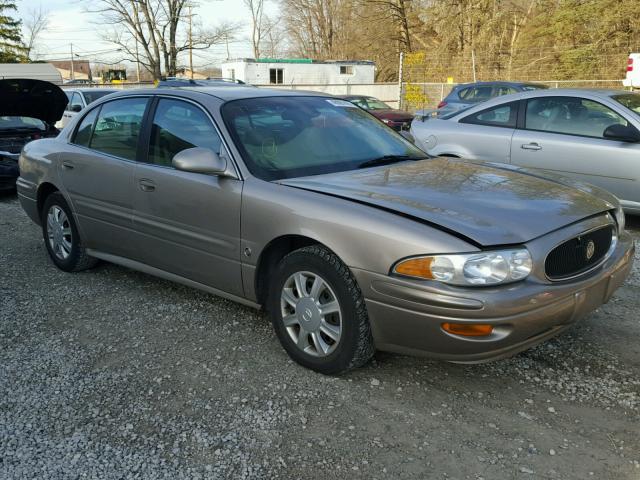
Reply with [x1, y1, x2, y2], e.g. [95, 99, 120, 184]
[59, 97, 149, 258]
[132, 97, 243, 296]
[510, 96, 640, 209]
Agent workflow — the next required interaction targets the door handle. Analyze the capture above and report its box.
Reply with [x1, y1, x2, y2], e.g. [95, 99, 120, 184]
[62, 161, 74, 169]
[138, 179, 156, 192]
[521, 142, 542, 151]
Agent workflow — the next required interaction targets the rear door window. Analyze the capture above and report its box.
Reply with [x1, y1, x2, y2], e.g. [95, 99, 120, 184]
[459, 102, 518, 128]
[495, 86, 518, 96]
[525, 97, 629, 138]
[147, 98, 222, 167]
[89, 97, 148, 161]
[460, 86, 494, 102]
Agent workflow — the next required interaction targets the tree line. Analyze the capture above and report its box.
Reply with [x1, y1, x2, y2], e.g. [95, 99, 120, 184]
[275, 0, 640, 82]
[1, 0, 639, 81]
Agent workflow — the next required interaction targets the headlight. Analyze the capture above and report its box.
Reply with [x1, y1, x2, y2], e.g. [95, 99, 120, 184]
[381, 118, 390, 124]
[393, 249, 533, 286]
[614, 205, 625, 233]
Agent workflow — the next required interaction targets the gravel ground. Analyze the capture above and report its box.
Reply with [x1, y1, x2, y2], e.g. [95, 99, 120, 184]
[1, 193, 639, 480]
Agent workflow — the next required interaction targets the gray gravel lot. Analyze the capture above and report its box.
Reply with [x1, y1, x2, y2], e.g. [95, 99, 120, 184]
[1, 193, 639, 480]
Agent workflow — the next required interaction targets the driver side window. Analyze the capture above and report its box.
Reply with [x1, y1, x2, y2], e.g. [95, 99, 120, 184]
[147, 99, 223, 168]
[525, 97, 629, 139]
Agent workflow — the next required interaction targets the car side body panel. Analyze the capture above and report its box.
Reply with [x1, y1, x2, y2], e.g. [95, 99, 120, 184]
[239, 177, 476, 302]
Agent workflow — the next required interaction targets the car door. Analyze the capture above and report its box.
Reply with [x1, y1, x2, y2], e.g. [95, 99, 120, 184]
[510, 96, 640, 207]
[61, 92, 84, 128]
[132, 97, 243, 296]
[440, 101, 518, 162]
[59, 96, 150, 258]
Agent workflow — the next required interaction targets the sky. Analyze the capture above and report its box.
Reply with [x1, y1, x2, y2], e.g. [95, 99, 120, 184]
[16, 0, 279, 70]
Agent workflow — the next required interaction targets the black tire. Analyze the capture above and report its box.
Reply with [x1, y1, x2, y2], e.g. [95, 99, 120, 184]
[267, 245, 375, 375]
[41, 192, 98, 272]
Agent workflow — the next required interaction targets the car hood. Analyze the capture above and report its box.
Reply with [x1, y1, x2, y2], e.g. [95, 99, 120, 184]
[278, 158, 615, 246]
[370, 109, 413, 121]
[0, 78, 67, 126]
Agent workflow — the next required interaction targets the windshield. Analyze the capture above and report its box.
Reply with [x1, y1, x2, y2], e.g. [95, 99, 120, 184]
[612, 93, 640, 117]
[0, 116, 46, 131]
[83, 90, 116, 104]
[222, 96, 426, 181]
[364, 98, 391, 110]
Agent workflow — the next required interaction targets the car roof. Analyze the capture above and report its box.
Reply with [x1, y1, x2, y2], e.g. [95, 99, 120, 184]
[64, 88, 119, 93]
[448, 88, 635, 119]
[452, 81, 544, 89]
[98, 85, 331, 102]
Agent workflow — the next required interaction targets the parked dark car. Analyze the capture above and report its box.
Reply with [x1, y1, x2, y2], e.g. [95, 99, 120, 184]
[0, 78, 66, 193]
[417, 81, 549, 118]
[157, 77, 247, 87]
[339, 95, 414, 131]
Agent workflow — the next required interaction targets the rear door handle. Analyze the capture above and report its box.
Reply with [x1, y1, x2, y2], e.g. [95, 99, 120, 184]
[62, 161, 74, 169]
[139, 179, 156, 192]
[521, 142, 542, 151]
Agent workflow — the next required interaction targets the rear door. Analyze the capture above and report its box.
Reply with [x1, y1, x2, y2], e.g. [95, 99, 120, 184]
[510, 96, 640, 206]
[441, 101, 518, 162]
[59, 96, 150, 258]
[132, 97, 243, 296]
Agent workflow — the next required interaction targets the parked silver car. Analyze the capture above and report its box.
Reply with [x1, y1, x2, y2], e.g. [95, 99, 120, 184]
[411, 89, 640, 214]
[57, 88, 118, 129]
[17, 87, 634, 374]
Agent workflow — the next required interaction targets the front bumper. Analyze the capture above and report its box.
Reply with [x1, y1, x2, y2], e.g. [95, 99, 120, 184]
[353, 228, 635, 363]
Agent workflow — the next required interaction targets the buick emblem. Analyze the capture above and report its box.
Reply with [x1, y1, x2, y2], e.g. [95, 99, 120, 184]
[585, 240, 596, 260]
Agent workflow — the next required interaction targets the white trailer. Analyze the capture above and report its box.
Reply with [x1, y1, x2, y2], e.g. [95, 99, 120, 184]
[0, 63, 63, 85]
[221, 59, 375, 86]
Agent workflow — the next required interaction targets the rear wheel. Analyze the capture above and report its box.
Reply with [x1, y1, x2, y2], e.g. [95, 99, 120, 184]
[268, 245, 375, 374]
[41, 192, 98, 272]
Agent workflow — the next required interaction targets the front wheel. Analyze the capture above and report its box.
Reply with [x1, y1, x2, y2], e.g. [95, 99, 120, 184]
[268, 245, 375, 374]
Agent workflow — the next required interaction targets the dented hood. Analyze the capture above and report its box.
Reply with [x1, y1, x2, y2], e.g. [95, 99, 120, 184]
[278, 158, 615, 246]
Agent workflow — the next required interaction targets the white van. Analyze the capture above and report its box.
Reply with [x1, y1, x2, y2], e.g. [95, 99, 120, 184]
[623, 53, 640, 88]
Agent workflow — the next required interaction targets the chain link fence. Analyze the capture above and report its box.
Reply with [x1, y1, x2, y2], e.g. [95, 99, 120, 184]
[399, 47, 637, 112]
[401, 79, 628, 113]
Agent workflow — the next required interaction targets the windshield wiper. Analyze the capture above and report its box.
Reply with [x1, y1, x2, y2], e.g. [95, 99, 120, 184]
[357, 155, 427, 169]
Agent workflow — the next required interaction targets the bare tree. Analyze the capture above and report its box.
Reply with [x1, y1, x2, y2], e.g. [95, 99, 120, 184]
[244, 0, 265, 59]
[23, 6, 50, 61]
[92, 0, 237, 79]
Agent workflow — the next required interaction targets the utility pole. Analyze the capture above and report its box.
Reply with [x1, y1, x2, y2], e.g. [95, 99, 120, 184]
[70, 43, 75, 81]
[188, 5, 193, 79]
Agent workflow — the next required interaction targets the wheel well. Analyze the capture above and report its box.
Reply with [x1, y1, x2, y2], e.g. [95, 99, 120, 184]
[254, 235, 320, 306]
[439, 153, 461, 158]
[37, 183, 59, 219]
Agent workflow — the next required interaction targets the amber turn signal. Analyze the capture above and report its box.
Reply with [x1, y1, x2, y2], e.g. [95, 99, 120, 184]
[441, 323, 494, 337]
[394, 257, 434, 279]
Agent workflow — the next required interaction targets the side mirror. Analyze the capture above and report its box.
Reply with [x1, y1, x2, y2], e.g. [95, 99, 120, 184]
[172, 147, 228, 175]
[603, 124, 640, 143]
[71, 104, 83, 113]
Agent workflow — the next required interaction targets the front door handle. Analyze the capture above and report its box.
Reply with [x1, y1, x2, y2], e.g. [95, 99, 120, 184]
[62, 161, 74, 169]
[138, 179, 156, 192]
[521, 142, 542, 151]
